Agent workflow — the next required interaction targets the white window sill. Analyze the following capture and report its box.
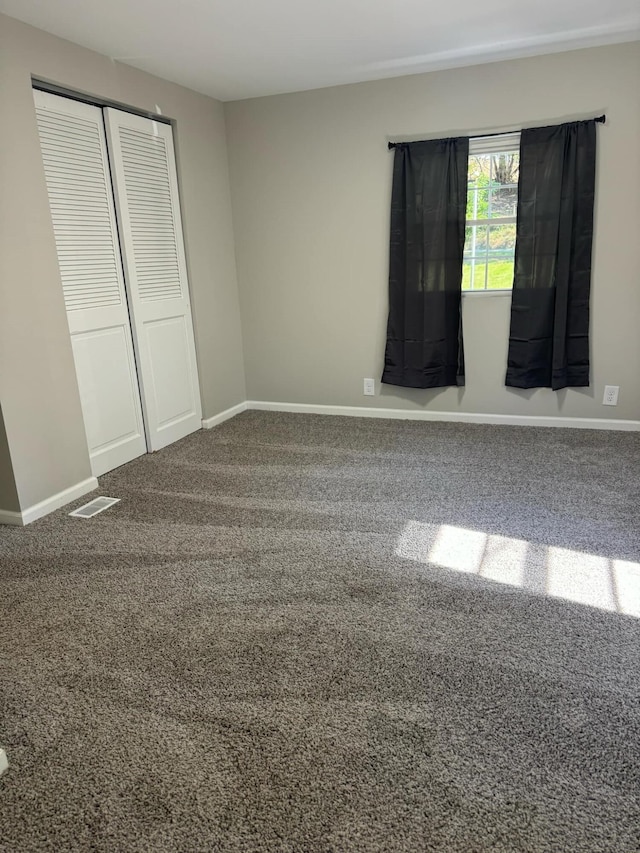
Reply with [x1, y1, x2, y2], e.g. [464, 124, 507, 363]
[462, 289, 512, 297]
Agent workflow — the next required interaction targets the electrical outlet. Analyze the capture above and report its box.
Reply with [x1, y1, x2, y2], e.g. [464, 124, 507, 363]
[363, 378, 375, 396]
[603, 385, 619, 406]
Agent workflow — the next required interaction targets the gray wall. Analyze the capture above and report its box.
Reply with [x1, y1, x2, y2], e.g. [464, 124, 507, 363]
[225, 42, 640, 421]
[0, 14, 245, 511]
[0, 406, 20, 514]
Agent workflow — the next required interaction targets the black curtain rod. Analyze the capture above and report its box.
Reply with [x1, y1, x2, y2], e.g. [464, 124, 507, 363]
[388, 115, 606, 149]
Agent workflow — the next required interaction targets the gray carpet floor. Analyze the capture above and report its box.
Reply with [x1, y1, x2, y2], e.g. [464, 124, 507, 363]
[1, 411, 639, 852]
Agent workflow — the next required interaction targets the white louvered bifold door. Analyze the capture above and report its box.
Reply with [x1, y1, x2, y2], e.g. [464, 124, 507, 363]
[104, 109, 202, 452]
[34, 91, 147, 477]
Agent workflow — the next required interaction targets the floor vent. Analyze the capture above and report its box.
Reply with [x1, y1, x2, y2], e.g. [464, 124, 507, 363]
[69, 496, 120, 519]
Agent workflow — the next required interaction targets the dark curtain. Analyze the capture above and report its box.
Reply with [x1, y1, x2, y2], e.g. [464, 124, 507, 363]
[506, 120, 597, 390]
[382, 137, 469, 389]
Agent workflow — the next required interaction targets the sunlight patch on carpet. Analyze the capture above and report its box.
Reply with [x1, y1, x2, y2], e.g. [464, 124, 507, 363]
[395, 521, 640, 617]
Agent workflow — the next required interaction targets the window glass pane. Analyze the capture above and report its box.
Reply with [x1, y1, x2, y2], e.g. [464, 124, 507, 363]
[463, 225, 488, 290]
[486, 224, 516, 290]
[468, 154, 488, 182]
[491, 152, 519, 186]
[463, 259, 488, 291]
[464, 225, 488, 258]
[466, 185, 490, 220]
[466, 187, 477, 220]
[489, 186, 518, 218]
[464, 145, 518, 291]
[467, 154, 490, 219]
[488, 223, 516, 253]
[486, 259, 514, 290]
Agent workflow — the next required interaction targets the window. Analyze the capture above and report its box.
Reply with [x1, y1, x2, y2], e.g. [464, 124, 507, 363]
[463, 133, 520, 292]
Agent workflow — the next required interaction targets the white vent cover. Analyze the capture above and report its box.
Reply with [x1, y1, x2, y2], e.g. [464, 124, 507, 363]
[69, 496, 120, 518]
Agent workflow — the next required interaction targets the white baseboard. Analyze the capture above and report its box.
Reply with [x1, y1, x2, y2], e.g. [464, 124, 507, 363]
[0, 477, 99, 527]
[201, 401, 248, 430]
[247, 400, 640, 432]
[0, 508, 22, 527]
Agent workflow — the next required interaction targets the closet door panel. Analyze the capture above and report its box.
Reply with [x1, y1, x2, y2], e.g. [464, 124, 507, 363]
[104, 109, 202, 452]
[71, 324, 145, 458]
[34, 91, 147, 477]
[144, 315, 195, 429]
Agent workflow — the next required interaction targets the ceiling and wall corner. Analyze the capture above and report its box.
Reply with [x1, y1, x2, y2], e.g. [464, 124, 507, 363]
[0, 0, 638, 101]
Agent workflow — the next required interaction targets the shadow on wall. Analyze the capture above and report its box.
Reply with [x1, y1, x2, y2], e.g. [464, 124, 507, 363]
[396, 521, 640, 618]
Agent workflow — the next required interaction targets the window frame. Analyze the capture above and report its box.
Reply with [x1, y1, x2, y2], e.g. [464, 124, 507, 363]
[463, 132, 520, 295]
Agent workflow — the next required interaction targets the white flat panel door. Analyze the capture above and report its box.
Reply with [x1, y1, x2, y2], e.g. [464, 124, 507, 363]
[34, 91, 147, 477]
[104, 109, 202, 452]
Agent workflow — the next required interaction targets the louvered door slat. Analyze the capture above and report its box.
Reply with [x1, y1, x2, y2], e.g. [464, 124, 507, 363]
[36, 104, 124, 312]
[115, 126, 183, 303]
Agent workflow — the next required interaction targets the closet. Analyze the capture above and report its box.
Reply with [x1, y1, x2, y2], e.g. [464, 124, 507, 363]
[34, 90, 202, 476]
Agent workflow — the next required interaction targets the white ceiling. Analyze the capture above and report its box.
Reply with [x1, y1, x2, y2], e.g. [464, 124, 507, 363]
[2, 0, 639, 101]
